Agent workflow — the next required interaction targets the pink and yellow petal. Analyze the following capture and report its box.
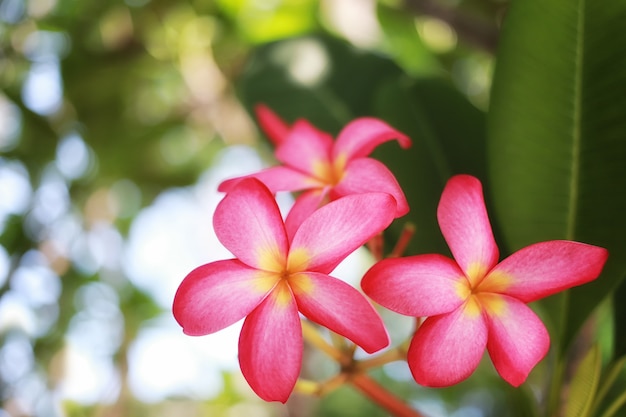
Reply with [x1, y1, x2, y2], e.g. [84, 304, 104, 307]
[291, 272, 389, 353]
[173, 260, 278, 336]
[255, 104, 291, 146]
[290, 192, 396, 274]
[332, 117, 411, 161]
[437, 175, 499, 283]
[213, 178, 288, 272]
[275, 120, 334, 178]
[487, 240, 609, 303]
[362, 254, 468, 317]
[218, 166, 319, 194]
[483, 294, 550, 386]
[407, 300, 488, 387]
[333, 158, 409, 217]
[284, 188, 330, 241]
[238, 282, 302, 403]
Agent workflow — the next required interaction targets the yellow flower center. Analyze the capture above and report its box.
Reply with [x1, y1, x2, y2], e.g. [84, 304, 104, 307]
[457, 263, 513, 318]
[255, 247, 314, 308]
[311, 153, 348, 186]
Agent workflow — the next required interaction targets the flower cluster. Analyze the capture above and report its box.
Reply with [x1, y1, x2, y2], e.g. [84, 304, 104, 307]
[173, 107, 608, 403]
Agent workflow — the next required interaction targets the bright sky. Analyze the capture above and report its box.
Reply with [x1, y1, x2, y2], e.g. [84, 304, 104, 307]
[61, 145, 265, 403]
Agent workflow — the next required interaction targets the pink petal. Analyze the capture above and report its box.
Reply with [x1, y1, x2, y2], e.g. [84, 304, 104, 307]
[255, 104, 291, 146]
[218, 166, 318, 194]
[407, 300, 488, 387]
[332, 117, 410, 162]
[213, 178, 288, 271]
[291, 272, 389, 353]
[332, 158, 409, 217]
[289, 192, 396, 274]
[485, 240, 609, 303]
[239, 282, 302, 403]
[361, 254, 467, 317]
[437, 174, 499, 283]
[275, 120, 334, 179]
[483, 294, 550, 386]
[173, 260, 277, 336]
[284, 189, 329, 240]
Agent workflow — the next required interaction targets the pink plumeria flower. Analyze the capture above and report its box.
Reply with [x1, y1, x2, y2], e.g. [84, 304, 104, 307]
[361, 174, 608, 387]
[219, 105, 411, 237]
[173, 178, 394, 402]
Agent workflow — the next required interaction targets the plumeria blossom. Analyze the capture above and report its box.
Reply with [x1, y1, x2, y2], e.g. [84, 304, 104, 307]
[361, 174, 608, 387]
[219, 105, 411, 236]
[173, 178, 395, 402]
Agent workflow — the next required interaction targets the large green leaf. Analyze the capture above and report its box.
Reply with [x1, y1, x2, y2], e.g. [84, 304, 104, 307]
[564, 345, 601, 417]
[612, 279, 626, 359]
[488, 0, 626, 352]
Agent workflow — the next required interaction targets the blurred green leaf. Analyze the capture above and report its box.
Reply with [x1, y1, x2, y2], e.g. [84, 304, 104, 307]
[564, 344, 601, 417]
[590, 356, 626, 417]
[215, 0, 319, 43]
[237, 33, 404, 133]
[612, 279, 626, 359]
[487, 0, 626, 352]
[376, 4, 441, 77]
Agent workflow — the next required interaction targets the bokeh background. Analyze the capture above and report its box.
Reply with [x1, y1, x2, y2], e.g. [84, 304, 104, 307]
[4, 0, 622, 416]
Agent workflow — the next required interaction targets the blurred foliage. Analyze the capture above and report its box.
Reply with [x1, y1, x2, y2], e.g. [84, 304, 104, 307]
[1, 0, 625, 416]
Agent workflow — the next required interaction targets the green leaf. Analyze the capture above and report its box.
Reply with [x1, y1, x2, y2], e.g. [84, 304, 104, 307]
[215, 0, 319, 43]
[376, 4, 441, 77]
[612, 279, 626, 359]
[487, 0, 626, 352]
[564, 345, 602, 417]
[591, 356, 626, 417]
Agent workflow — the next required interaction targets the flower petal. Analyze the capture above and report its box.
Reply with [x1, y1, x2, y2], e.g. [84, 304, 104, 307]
[275, 120, 334, 178]
[333, 158, 409, 217]
[361, 254, 467, 317]
[291, 272, 389, 353]
[486, 240, 608, 303]
[239, 282, 302, 403]
[218, 166, 318, 194]
[333, 118, 411, 161]
[289, 192, 396, 274]
[255, 104, 291, 146]
[284, 188, 329, 240]
[437, 174, 499, 281]
[173, 260, 277, 336]
[483, 294, 550, 386]
[407, 300, 488, 387]
[214, 178, 288, 271]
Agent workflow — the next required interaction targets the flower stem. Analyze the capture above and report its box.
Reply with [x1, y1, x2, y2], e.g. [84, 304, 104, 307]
[390, 223, 416, 258]
[296, 375, 349, 397]
[301, 320, 343, 362]
[301, 321, 425, 416]
[356, 342, 409, 371]
[350, 373, 426, 417]
[367, 233, 385, 261]
[295, 379, 322, 396]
